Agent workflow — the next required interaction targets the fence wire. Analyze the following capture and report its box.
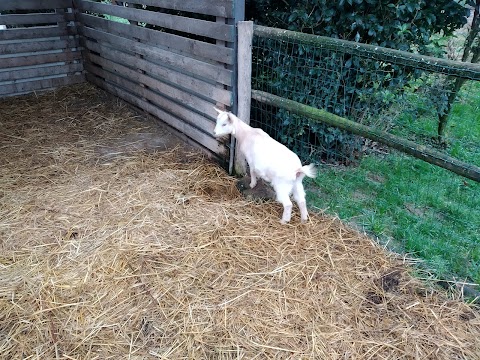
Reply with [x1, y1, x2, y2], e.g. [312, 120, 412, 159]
[250, 28, 480, 285]
[252, 33, 479, 164]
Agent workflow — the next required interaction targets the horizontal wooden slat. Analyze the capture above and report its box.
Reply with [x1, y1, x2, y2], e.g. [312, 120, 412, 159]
[0, 63, 83, 82]
[85, 58, 217, 128]
[0, 13, 75, 26]
[115, 0, 234, 18]
[84, 52, 218, 118]
[83, 39, 231, 105]
[85, 61, 217, 140]
[77, 0, 234, 42]
[86, 73, 224, 155]
[79, 26, 233, 87]
[0, 51, 82, 69]
[0, 0, 72, 11]
[0, 74, 85, 96]
[255, 25, 480, 81]
[152, 113, 226, 164]
[78, 14, 234, 65]
[0, 26, 76, 41]
[85, 59, 214, 132]
[0, 38, 78, 56]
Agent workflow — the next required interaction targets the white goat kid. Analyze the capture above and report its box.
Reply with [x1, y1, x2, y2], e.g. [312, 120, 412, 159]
[213, 108, 317, 224]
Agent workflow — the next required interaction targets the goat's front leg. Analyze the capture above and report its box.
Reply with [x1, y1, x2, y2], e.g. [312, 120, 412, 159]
[249, 167, 257, 189]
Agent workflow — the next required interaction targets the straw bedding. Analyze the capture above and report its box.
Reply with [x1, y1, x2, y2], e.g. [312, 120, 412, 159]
[0, 84, 479, 359]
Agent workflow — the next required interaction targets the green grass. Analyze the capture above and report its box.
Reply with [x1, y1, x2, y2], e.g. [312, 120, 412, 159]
[391, 81, 480, 165]
[308, 81, 480, 285]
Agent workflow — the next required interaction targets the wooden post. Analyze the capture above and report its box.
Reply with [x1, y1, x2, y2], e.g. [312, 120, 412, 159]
[215, 15, 232, 172]
[114, 1, 148, 103]
[56, 7, 70, 70]
[252, 89, 480, 182]
[60, 2, 82, 74]
[234, 20, 253, 176]
[253, 25, 480, 80]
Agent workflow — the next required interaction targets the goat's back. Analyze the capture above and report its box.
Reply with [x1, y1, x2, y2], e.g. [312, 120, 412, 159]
[240, 130, 302, 182]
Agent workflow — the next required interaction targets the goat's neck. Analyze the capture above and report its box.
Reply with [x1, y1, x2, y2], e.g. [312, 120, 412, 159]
[233, 118, 250, 146]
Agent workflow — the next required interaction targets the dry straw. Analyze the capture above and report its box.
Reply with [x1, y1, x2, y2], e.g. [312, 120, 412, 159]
[1, 84, 479, 359]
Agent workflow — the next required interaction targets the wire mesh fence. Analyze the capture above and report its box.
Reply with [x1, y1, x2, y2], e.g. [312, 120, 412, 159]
[251, 27, 480, 165]
[250, 26, 480, 286]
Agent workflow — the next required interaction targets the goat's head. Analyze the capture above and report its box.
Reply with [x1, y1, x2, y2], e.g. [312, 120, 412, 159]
[213, 107, 235, 137]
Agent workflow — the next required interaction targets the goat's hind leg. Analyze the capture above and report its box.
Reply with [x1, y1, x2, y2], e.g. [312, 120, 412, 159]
[274, 182, 293, 224]
[293, 180, 308, 223]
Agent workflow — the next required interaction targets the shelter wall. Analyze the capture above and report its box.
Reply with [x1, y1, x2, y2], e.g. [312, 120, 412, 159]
[0, 0, 84, 97]
[75, 0, 240, 158]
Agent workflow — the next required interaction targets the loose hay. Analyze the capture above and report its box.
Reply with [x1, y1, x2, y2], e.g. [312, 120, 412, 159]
[1, 84, 479, 359]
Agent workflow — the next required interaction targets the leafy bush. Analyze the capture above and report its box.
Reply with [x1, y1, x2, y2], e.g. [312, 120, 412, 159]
[247, 0, 468, 51]
[248, 0, 469, 162]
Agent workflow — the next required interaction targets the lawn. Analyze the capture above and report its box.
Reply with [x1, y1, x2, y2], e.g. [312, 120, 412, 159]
[308, 80, 480, 286]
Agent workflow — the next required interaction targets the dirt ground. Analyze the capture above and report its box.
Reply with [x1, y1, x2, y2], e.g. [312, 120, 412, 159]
[0, 84, 479, 359]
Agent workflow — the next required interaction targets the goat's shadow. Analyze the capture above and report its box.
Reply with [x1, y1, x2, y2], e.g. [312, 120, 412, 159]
[236, 176, 276, 201]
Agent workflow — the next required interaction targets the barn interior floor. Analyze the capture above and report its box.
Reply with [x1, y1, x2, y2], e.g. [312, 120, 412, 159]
[0, 84, 479, 359]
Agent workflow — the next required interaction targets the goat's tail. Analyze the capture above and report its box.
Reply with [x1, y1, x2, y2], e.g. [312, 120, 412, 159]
[297, 163, 317, 179]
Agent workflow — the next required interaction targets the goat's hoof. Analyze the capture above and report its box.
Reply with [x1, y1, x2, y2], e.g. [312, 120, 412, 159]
[280, 219, 289, 225]
[249, 182, 257, 189]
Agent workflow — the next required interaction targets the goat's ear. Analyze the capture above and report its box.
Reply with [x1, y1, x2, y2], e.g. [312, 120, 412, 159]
[226, 112, 235, 123]
[213, 107, 223, 114]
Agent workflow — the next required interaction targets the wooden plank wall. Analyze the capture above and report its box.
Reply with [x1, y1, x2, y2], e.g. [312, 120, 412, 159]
[0, 0, 85, 97]
[75, 0, 237, 159]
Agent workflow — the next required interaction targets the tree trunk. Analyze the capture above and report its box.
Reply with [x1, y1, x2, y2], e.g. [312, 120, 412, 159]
[437, 0, 479, 142]
[437, 77, 466, 142]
